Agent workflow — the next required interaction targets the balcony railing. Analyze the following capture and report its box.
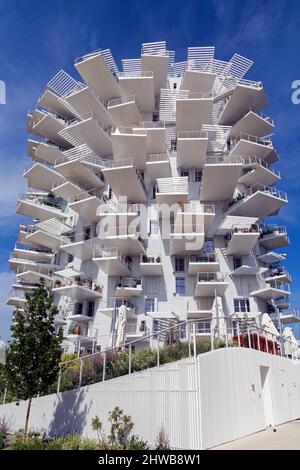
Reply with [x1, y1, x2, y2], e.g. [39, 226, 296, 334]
[178, 202, 215, 214]
[147, 152, 170, 163]
[133, 121, 165, 129]
[18, 193, 67, 212]
[189, 253, 217, 263]
[107, 95, 136, 108]
[54, 276, 103, 294]
[24, 159, 55, 175]
[61, 232, 95, 246]
[264, 267, 292, 283]
[111, 126, 146, 135]
[242, 156, 280, 177]
[140, 255, 161, 264]
[205, 155, 243, 165]
[117, 71, 153, 78]
[170, 224, 204, 234]
[124, 324, 150, 336]
[196, 272, 227, 283]
[237, 78, 263, 89]
[68, 325, 98, 338]
[225, 184, 288, 212]
[229, 132, 273, 149]
[94, 247, 131, 270]
[260, 224, 288, 237]
[52, 177, 90, 193]
[103, 297, 136, 310]
[177, 130, 208, 139]
[228, 223, 259, 238]
[68, 188, 102, 204]
[107, 225, 147, 250]
[261, 280, 291, 293]
[116, 277, 142, 289]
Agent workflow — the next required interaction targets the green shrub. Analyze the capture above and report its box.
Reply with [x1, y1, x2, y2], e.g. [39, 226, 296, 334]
[11, 436, 45, 450]
[125, 434, 149, 450]
[59, 433, 81, 450]
[45, 438, 63, 450]
[0, 432, 7, 450]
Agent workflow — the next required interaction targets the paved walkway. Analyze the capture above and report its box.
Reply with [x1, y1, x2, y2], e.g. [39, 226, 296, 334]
[212, 420, 300, 450]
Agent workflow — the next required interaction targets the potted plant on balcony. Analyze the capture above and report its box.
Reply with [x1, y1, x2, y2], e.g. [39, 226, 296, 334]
[73, 325, 81, 335]
[156, 256, 161, 263]
[94, 283, 103, 293]
[54, 279, 61, 288]
[74, 275, 81, 285]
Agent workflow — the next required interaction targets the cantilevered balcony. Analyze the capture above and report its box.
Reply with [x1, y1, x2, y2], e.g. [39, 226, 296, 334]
[25, 218, 71, 251]
[111, 126, 147, 168]
[280, 309, 300, 324]
[118, 71, 155, 112]
[98, 201, 140, 223]
[230, 264, 266, 276]
[9, 250, 58, 273]
[16, 193, 67, 221]
[101, 158, 148, 203]
[28, 139, 66, 165]
[174, 202, 215, 233]
[218, 79, 267, 126]
[273, 296, 290, 310]
[140, 255, 162, 276]
[176, 92, 214, 131]
[195, 272, 229, 297]
[58, 113, 112, 156]
[23, 161, 63, 192]
[156, 177, 189, 205]
[264, 267, 292, 285]
[229, 133, 276, 163]
[259, 225, 290, 250]
[226, 224, 260, 255]
[6, 288, 27, 308]
[238, 156, 280, 187]
[181, 69, 216, 94]
[133, 121, 166, 155]
[107, 96, 141, 126]
[200, 156, 243, 201]
[16, 265, 56, 286]
[170, 223, 205, 255]
[54, 145, 105, 189]
[251, 280, 291, 300]
[11, 244, 54, 264]
[52, 177, 90, 200]
[124, 324, 150, 343]
[63, 85, 113, 127]
[188, 253, 219, 274]
[92, 247, 132, 276]
[258, 251, 287, 265]
[68, 188, 102, 222]
[229, 111, 274, 139]
[75, 49, 121, 102]
[38, 87, 78, 120]
[187, 298, 214, 319]
[141, 51, 169, 94]
[225, 184, 288, 218]
[100, 298, 136, 319]
[67, 325, 98, 345]
[176, 130, 208, 168]
[67, 303, 95, 322]
[28, 109, 71, 148]
[115, 277, 142, 298]
[105, 225, 146, 256]
[60, 233, 96, 261]
[146, 153, 171, 181]
[52, 276, 103, 300]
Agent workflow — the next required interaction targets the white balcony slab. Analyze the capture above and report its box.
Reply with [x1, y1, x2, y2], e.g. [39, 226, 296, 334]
[226, 231, 260, 255]
[177, 131, 208, 169]
[259, 230, 289, 250]
[188, 258, 219, 275]
[52, 284, 102, 300]
[146, 154, 171, 181]
[140, 261, 162, 276]
[219, 82, 267, 125]
[195, 279, 229, 297]
[238, 165, 280, 187]
[118, 75, 155, 112]
[170, 231, 205, 256]
[28, 140, 66, 165]
[229, 111, 274, 138]
[181, 70, 216, 93]
[251, 286, 290, 300]
[105, 235, 146, 256]
[16, 199, 67, 221]
[92, 254, 131, 276]
[38, 89, 76, 119]
[176, 97, 213, 131]
[200, 159, 243, 201]
[229, 137, 274, 161]
[226, 189, 287, 218]
[141, 54, 169, 94]
[54, 159, 104, 189]
[258, 252, 286, 264]
[75, 52, 121, 102]
[102, 165, 147, 203]
[68, 194, 101, 222]
[65, 87, 113, 127]
[107, 98, 141, 126]
[24, 163, 62, 192]
[32, 112, 69, 147]
[60, 240, 94, 261]
[111, 130, 147, 168]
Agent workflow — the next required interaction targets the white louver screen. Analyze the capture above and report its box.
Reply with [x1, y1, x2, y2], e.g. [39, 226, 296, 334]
[142, 41, 167, 55]
[204, 59, 232, 76]
[229, 53, 253, 79]
[157, 177, 188, 194]
[37, 218, 70, 236]
[47, 70, 85, 98]
[187, 46, 215, 71]
[159, 89, 189, 122]
[165, 126, 176, 150]
[100, 49, 119, 75]
[122, 58, 141, 75]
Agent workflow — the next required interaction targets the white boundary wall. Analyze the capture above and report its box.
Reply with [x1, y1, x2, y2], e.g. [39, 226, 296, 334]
[1, 348, 300, 449]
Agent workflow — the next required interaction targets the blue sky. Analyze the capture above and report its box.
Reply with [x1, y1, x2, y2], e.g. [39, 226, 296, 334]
[0, 0, 299, 341]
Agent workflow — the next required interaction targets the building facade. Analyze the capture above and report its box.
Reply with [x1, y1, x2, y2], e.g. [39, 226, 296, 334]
[7, 41, 299, 355]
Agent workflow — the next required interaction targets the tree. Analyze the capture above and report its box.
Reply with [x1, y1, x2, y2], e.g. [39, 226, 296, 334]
[3, 279, 63, 437]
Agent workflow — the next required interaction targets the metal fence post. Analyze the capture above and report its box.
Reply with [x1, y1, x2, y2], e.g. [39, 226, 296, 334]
[193, 322, 197, 358]
[102, 352, 106, 382]
[79, 358, 83, 387]
[129, 344, 132, 374]
[57, 367, 62, 394]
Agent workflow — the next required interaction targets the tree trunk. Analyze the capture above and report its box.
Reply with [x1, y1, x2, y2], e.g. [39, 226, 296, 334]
[24, 396, 32, 438]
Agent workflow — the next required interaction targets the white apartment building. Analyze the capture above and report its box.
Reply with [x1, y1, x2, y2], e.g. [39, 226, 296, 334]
[7, 41, 299, 356]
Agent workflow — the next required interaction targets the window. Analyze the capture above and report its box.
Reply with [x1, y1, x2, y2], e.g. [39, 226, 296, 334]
[145, 298, 155, 313]
[150, 220, 159, 235]
[196, 322, 211, 333]
[153, 112, 159, 122]
[181, 169, 189, 180]
[171, 139, 177, 151]
[175, 257, 185, 272]
[204, 239, 214, 253]
[234, 298, 250, 313]
[233, 257, 242, 270]
[153, 320, 160, 332]
[231, 320, 238, 336]
[175, 277, 185, 294]
[87, 301, 95, 317]
[194, 170, 202, 182]
[74, 303, 83, 316]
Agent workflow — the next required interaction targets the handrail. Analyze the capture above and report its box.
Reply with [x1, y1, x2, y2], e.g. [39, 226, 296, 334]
[93, 247, 131, 269]
[133, 121, 165, 129]
[205, 155, 243, 164]
[118, 71, 153, 78]
[242, 156, 280, 177]
[61, 232, 95, 245]
[226, 184, 288, 212]
[18, 193, 67, 211]
[115, 277, 142, 289]
[147, 152, 170, 163]
[196, 272, 228, 282]
[189, 253, 217, 263]
[177, 130, 208, 139]
[68, 188, 102, 204]
[107, 95, 135, 107]
[111, 125, 147, 135]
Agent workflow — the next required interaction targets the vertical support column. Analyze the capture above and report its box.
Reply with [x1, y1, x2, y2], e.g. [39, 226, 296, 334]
[193, 322, 197, 358]
[128, 344, 132, 374]
[102, 353, 106, 382]
[57, 367, 62, 394]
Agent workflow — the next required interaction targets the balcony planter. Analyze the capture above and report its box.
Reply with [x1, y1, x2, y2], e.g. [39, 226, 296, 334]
[156, 256, 161, 263]
[54, 279, 61, 288]
[94, 284, 103, 293]
[74, 276, 82, 285]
